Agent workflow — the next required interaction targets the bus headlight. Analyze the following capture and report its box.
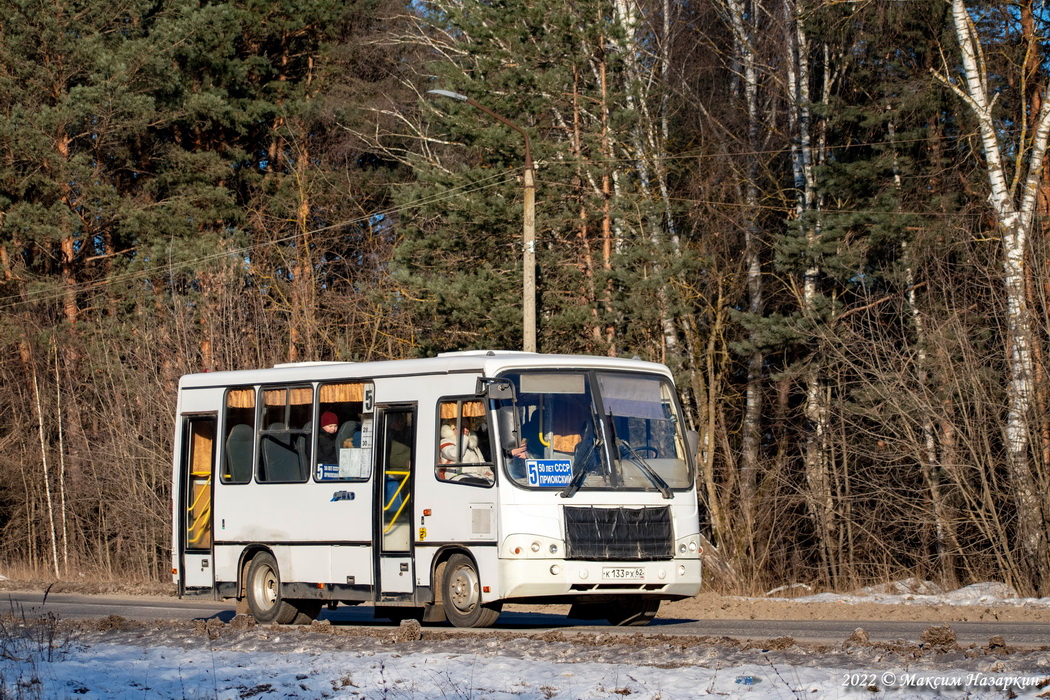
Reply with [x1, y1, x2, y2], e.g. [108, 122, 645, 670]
[502, 534, 566, 559]
[550, 565, 561, 576]
[674, 535, 701, 558]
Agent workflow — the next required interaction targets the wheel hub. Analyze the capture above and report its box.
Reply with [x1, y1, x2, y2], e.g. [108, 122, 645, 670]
[256, 566, 278, 610]
[449, 566, 479, 612]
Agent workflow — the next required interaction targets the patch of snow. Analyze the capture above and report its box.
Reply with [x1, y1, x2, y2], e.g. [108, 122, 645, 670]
[4, 579, 1050, 698]
[765, 580, 1050, 608]
[3, 638, 1049, 699]
[855, 578, 944, 597]
[941, 582, 1020, 602]
[763, 582, 813, 597]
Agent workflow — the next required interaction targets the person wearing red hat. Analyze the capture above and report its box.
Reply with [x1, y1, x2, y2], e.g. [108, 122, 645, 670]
[317, 411, 340, 464]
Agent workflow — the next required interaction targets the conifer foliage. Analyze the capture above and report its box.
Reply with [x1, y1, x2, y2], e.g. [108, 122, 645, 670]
[1, 0, 1050, 595]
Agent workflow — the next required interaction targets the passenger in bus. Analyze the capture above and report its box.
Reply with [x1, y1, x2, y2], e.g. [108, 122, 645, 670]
[439, 423, 492, 483]
[439, 423, 485, 463]
[316, 411, 341, 465]
[438, 423, 459, 466]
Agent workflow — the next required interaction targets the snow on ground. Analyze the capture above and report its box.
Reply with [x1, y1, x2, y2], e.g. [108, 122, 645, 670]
[2, 580, 1050, 699]
[7, 641, 1048, 700]
[772, 579, 1050, 609]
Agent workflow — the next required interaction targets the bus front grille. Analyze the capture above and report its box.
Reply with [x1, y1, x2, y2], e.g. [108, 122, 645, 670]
[563, 506, 673, 561]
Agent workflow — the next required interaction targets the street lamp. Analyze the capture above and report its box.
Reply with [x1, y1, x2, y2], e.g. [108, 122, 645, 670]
[426, 89, 537, 353]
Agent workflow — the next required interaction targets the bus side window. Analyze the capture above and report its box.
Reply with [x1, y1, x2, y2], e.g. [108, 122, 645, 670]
[315, 382, 372, 481]
[258, 387, 311, 483]
[436, 399, 493, 486]
[222, 388, 255, 484]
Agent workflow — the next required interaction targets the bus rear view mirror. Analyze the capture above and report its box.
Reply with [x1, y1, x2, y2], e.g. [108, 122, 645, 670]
[497, 407, 520, 451]
[686, 430, 700, 460]
[477, 378, 515, 400]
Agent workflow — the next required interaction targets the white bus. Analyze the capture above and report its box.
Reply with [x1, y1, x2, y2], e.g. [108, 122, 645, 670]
[171, 351, 702, 628]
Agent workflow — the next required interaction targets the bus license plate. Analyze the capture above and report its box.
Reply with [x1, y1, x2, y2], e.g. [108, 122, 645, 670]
[602, 567, 645, 581]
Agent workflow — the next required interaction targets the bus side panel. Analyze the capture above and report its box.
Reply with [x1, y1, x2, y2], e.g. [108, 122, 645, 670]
[331, 544, 373, 586]
[213, 481, 376, 586]
[473, 545, 502, 604]
[212, 544, 242, 587]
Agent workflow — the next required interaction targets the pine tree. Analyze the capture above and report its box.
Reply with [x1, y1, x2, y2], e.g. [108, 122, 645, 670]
[391, 0, 695, 360]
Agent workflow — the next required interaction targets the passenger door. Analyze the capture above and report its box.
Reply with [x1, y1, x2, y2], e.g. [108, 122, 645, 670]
[178, 414, 216, 593]
[374, 405, 416, 596]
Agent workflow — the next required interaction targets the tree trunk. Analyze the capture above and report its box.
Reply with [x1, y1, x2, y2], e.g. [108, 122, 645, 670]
[31, 360, 60, 578]
[941, 0, 1050, 592]
[725, 0, 765, 558]
[784, 0, 836, 586]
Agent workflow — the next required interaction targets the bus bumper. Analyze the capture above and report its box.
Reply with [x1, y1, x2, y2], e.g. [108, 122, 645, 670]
[497, 558, 701, 600]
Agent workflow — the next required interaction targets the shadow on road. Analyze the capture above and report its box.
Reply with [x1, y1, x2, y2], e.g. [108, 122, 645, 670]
[199, 605, 695, 630]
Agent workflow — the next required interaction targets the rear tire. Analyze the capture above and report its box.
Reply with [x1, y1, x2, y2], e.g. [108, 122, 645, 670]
[441, 553, 501, 628]
[606, 600, 660, 626]
[246, 552, 299, 624]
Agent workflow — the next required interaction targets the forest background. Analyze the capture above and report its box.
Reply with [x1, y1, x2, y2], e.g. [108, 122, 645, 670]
[2, 0, 1050, 596]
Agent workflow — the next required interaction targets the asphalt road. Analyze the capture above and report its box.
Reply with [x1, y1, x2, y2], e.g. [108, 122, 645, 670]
[4, 591, 1048, 647]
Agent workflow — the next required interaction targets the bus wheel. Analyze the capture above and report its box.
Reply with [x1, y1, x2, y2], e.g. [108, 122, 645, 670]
[606, 600, 660, 626]
[246, 552, 299, 625]
[441, 553, 501, 628]
[290, 601, 322, 625]
[375, 606, 423, 623]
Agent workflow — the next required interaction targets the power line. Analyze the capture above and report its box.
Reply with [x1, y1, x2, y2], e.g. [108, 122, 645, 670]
[0, 171, 520, 312]
[0, 125, 998, 313]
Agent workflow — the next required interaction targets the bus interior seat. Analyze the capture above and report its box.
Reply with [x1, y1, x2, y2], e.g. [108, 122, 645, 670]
[298, 421, 313, 467]
[336, 420, 359, 448]
[261, 423, 303, 481]
[224, 423, 254, 482]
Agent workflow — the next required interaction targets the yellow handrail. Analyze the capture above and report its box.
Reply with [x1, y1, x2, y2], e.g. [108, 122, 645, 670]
[188, 479, 210, 513]
[538, 402, 550, 448]
[188, 504, 211, 544]
[187, 476, 212, 545]
[383, 469, 411, 534]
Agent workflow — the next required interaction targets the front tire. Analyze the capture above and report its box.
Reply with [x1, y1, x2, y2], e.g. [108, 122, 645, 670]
[246, 552, 299, 624]
[441, 553, 501, 628]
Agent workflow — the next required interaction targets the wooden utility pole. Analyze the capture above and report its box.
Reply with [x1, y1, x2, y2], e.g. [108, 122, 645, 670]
[427, 89, 538, 352]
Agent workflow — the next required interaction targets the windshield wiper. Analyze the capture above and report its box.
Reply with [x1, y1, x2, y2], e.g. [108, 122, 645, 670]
[617, 439, 673, 499]
[560, 432, 601, 498]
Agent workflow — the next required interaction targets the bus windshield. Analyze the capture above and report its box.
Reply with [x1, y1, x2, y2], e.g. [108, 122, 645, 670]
[497, 370, 692, 493]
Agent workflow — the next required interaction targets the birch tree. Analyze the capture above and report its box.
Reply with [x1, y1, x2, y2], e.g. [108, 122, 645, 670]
[936, 0, 1050, 592]
[781, 0, 838, 586]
